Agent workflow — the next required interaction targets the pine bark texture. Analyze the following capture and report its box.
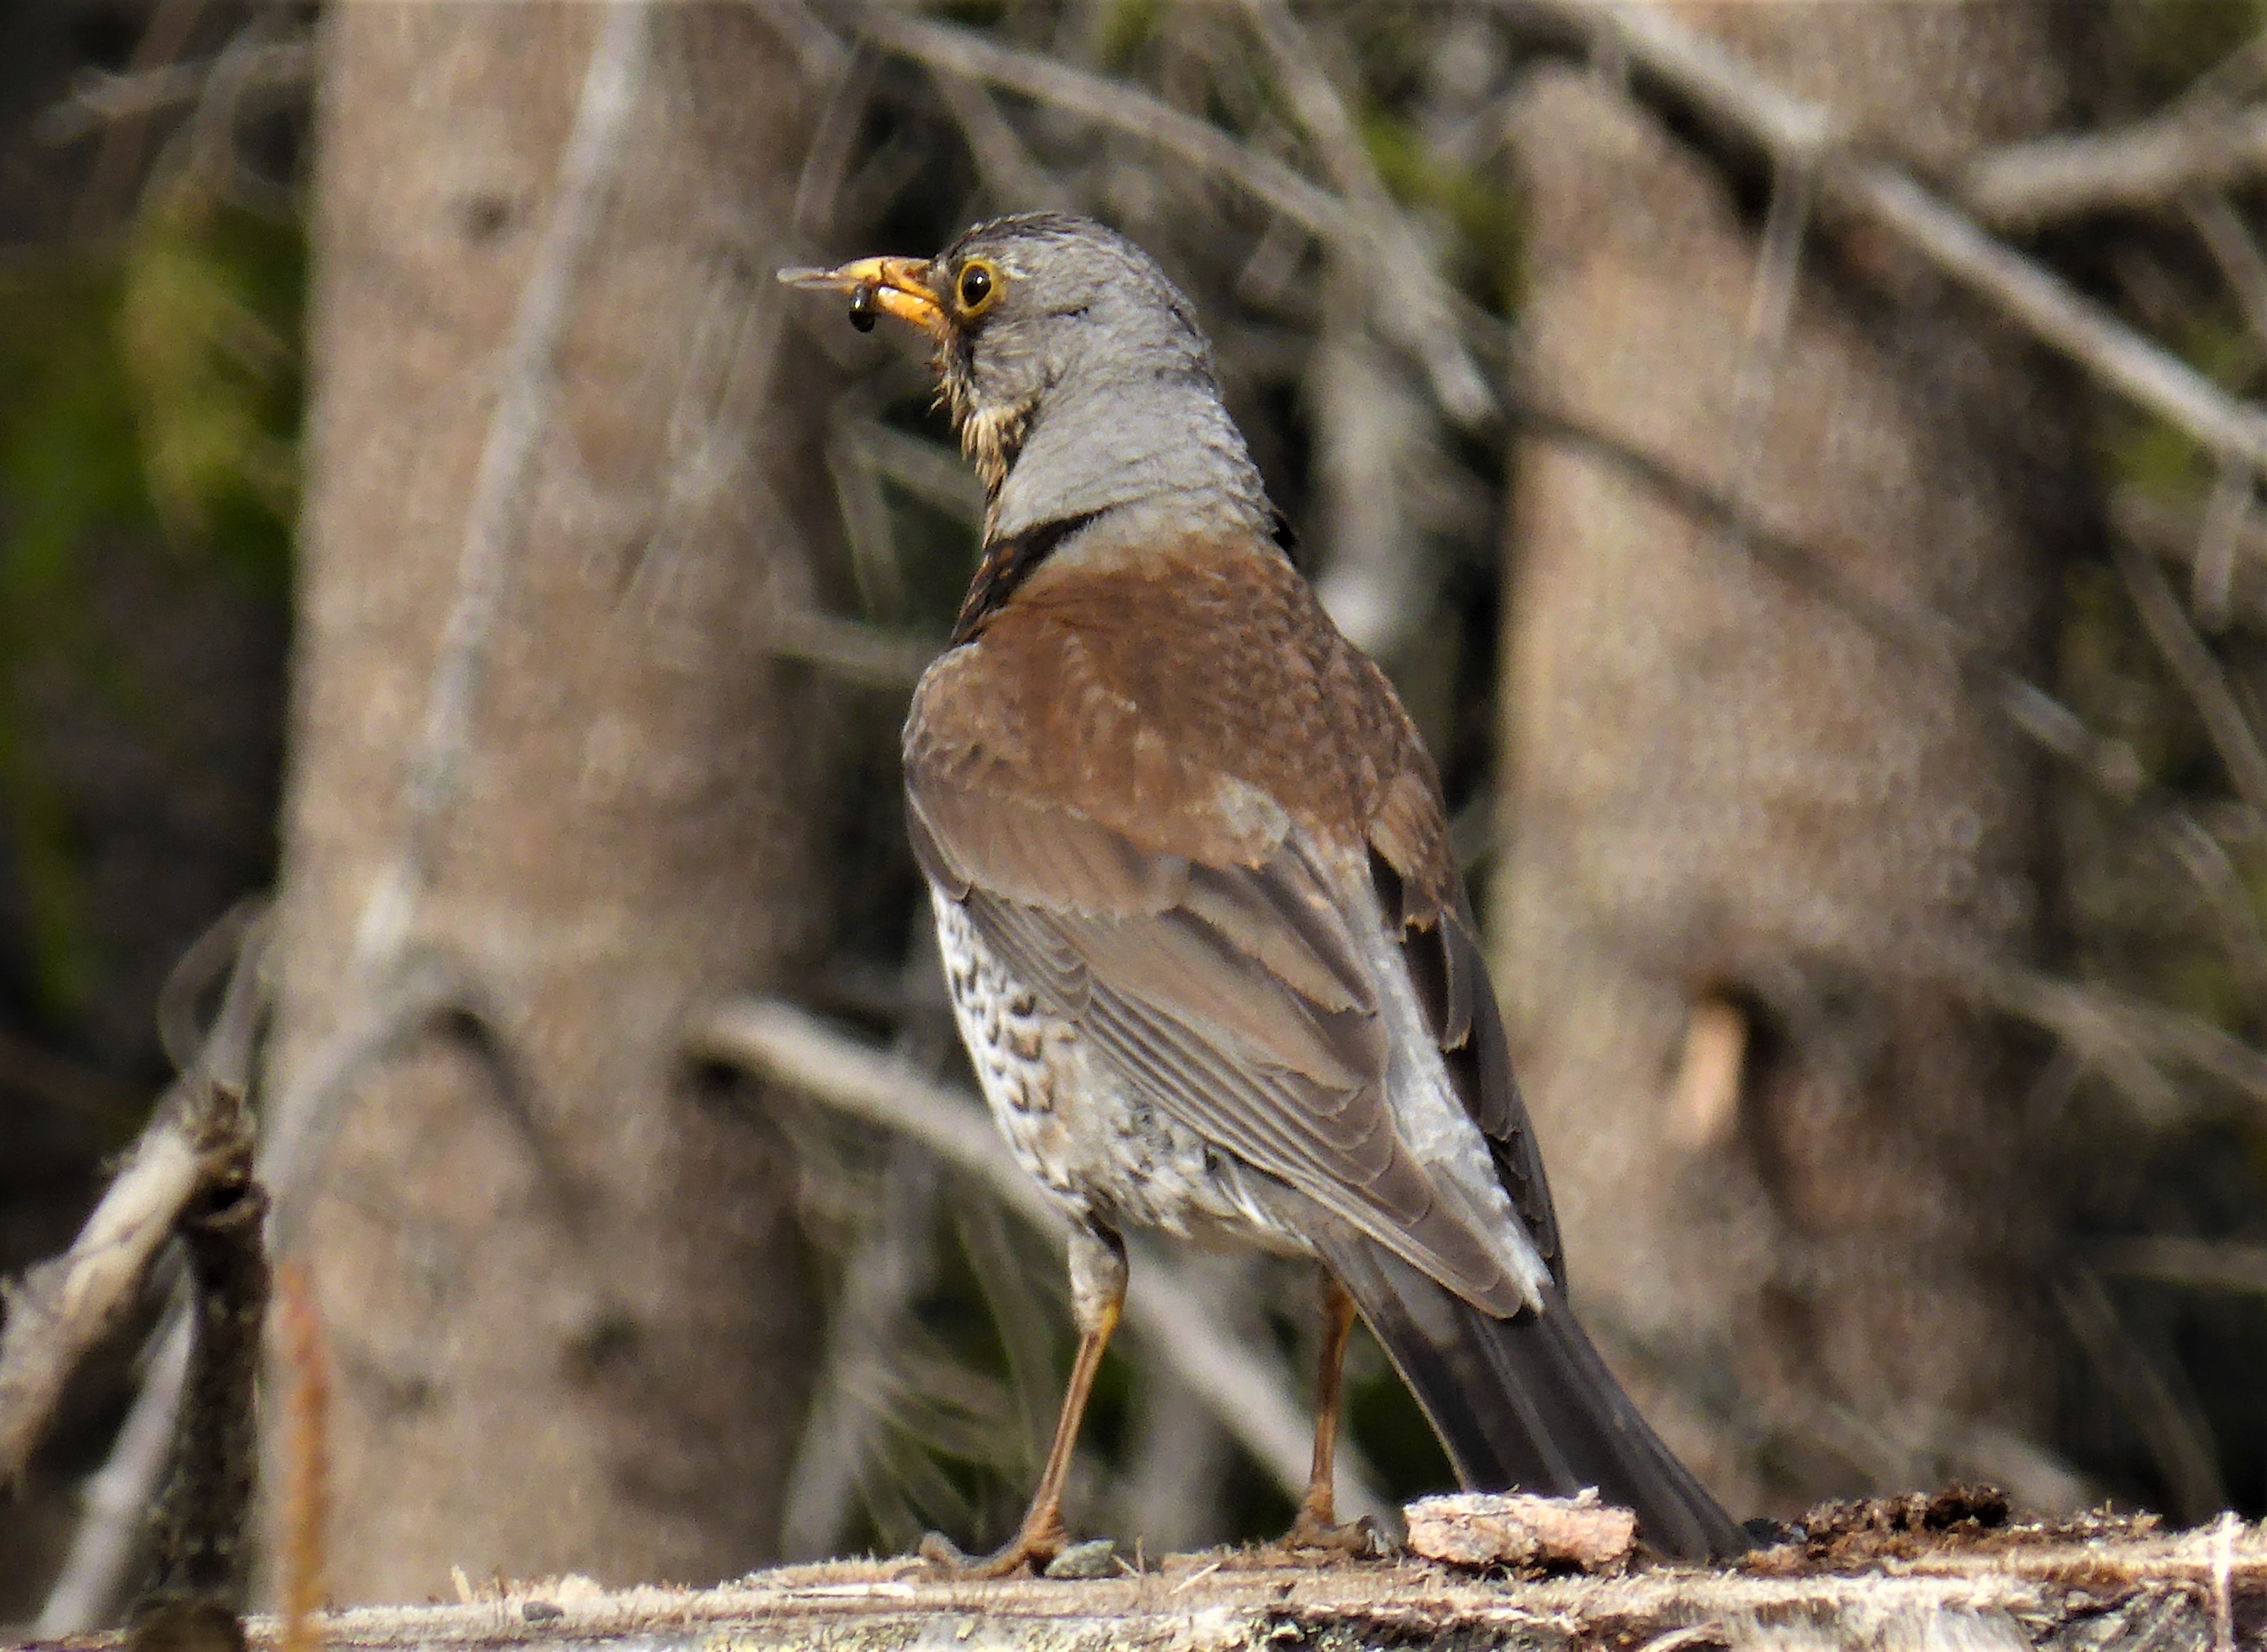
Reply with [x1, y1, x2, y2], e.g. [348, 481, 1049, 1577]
[266, 5, 835, 1600]
[1493, 5, 2090, 1517]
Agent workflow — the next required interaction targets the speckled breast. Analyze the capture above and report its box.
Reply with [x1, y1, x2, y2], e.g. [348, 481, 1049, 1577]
[930, 888, 1305, 1253]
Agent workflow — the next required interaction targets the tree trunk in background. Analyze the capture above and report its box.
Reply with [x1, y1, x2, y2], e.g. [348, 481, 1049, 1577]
[266, 6, 833, 1600]
[1495, 6, 2091, 1518]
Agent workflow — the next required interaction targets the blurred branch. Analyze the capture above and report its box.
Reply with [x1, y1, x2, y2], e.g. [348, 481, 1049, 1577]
[857, 10, 1347, 241]
[1239, 0, 1491, 424]
[1511, 395, 2148, 804]
[2113, 533, 2267, 824]
[852, 420, 984, 523]
[856, 8, 1509, 427]
[1963, 109, 2267, 233]
[37, 39, 313, 145]
[36, 1307, 193, 1636]
[2112, 484, 2267, 627]
[779, 1145, 939, 1560]
[2184, 197, 2267, 372]
[1503, 0, 2267, 471]
[932, 69, 1074, 214]
[692, 996, 1390, 1525]
[2054, 1269, 2224, 1526]
[69, 0, 208, 237]
[2091, 1236, 2267, 1297]
[1954, 953, 2267, 1124]
[2156, 812, 2267, 1009]
[767, 610, 939, 694]
[745, 0, 854, 90]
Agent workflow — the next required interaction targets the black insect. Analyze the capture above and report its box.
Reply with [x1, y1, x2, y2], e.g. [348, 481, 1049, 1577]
[848, 283, 879, 332]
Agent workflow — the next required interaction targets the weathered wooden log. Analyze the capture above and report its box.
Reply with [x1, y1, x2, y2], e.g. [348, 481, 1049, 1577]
[30, 1510, 2255, 1652]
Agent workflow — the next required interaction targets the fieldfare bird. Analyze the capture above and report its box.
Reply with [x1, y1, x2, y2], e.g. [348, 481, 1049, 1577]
[782, 214, 1745, 1571]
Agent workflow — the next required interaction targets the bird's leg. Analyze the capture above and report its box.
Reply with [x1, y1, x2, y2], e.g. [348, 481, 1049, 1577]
[923, 1225, 1126, 1577]
[1284, 1270, 1370, 1552]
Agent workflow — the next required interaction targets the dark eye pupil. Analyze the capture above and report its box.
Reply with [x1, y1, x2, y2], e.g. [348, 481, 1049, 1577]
[960, 266, 992, 307]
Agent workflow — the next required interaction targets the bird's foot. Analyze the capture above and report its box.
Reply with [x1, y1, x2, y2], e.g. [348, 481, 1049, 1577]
[918, 1516, 1079, 1579]
[1276, 1511, 1387, 1560]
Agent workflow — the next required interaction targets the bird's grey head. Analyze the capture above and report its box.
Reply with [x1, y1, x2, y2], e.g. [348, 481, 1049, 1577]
[783, 214, 1272, 543]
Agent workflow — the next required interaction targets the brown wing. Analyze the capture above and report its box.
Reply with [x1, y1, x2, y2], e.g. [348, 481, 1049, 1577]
[906, 539, 1552, 1315]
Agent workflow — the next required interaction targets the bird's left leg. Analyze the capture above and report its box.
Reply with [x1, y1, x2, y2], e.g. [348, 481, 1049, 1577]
[1284, 1269, 1371, 1551]
[923, 1224, 1126, 1577]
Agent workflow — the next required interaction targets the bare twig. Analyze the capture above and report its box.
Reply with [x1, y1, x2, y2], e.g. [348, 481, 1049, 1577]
[2054, 1270, 2225, 1526]
[691, 996, 1390, 1524]
[1949, 951, 2267, 1122]
[0, 913, 267, 1490]
[1502, 0, 2267, 471]
[2113, 484, 2267, 627]
[932, 69, 1075, 214]
[1965, 108, 2267, 231]
[2090, 1236, 2267, 1298]
[2183, 460, 2253, 633]
[743, 0, 852, 92]
[157, 900, 265, 1080]
[37, 39, 315, 147]
[767, 609, 939, 693]
[2155, 811, 2267, 1008]
[857, 5, 1518, 425]
[1240, 0, 1491, 425]
[137, 1171, 268, 1624]
[779, 1146, 940, 1560]
[0, 1118, 198, 1483]
[2114, 532, 2267, 824]
[858, 10, 1346, 236]
[2185, 195, 2267, 365]
[69, 0, 207, 237]
[35, 1307, 193, 1636]
[851, 420, 983, 524]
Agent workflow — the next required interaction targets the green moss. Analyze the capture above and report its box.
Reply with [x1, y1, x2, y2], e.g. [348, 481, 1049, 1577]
[1360, 111, 1523, 316]
[1095, 0, 1167, 72]
[119, 178, 303, 595]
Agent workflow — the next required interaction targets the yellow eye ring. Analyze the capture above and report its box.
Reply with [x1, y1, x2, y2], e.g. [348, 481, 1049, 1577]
[956, 258, 1002, 317]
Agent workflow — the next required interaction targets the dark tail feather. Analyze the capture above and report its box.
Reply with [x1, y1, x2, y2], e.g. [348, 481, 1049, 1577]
[1319, 1229, 1748, 1562]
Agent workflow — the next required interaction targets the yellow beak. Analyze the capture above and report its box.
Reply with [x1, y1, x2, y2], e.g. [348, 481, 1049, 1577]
[777, 255, 947, 337]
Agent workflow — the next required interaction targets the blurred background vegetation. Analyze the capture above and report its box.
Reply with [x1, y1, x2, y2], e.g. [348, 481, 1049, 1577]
[9, 0, 2267, 1626]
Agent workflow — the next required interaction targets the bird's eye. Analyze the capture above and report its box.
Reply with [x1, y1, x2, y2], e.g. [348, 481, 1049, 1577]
[957, 259, 1000, 315]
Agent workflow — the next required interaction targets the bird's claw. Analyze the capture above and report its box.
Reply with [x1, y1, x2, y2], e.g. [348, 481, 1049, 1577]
[1279, 1512, 1389, 1559]
[917, 1522, 1071, 1579]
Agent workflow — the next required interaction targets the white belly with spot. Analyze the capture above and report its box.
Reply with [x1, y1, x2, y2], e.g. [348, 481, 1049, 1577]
[931, 888, 1305, 1252]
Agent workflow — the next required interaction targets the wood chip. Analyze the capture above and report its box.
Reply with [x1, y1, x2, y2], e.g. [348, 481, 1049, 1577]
[1402, 1489, 1637, 1571]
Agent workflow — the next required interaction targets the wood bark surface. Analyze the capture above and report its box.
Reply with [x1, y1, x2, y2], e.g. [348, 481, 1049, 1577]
[23, 1519, 2257, 1652]
[266, 4, 836, 1601]
[1493, 3, 2091, 1518]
